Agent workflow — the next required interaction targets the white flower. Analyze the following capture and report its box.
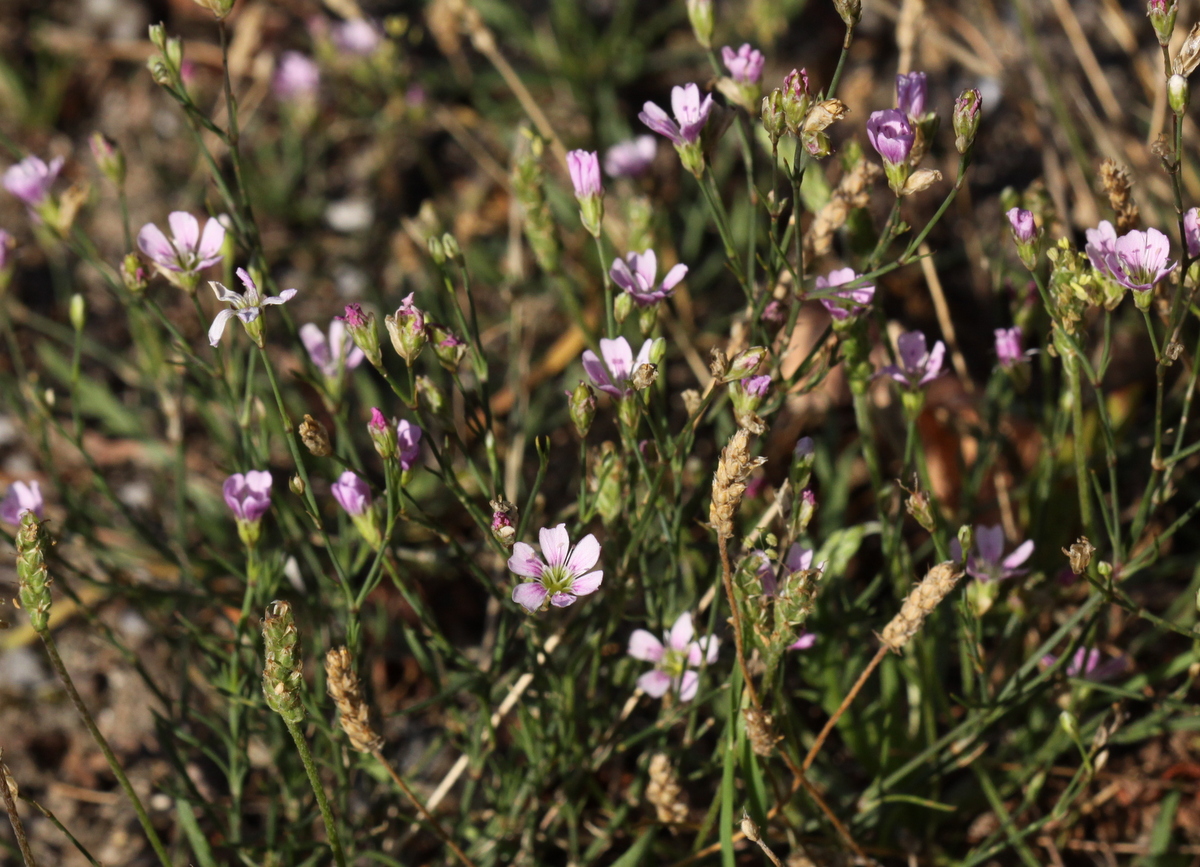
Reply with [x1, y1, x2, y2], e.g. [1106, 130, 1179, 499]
[208, 268, 297, 347]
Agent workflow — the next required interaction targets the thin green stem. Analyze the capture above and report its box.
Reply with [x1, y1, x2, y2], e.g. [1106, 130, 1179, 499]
[38, 630, 173, 867]
[283, 718, 349, 867]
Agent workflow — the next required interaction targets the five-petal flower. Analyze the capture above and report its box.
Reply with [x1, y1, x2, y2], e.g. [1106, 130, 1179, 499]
[627, 612, 719, 700]
[508, 524, 603, 611]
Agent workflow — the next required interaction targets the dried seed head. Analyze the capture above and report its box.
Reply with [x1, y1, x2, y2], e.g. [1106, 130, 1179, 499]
[1061, 537, 1095, 575]
[1098, 159, 1139, 233]
[709, 429, 767, 539]
[803, 99, 848, 134]
[709, 347, 730, 380]
[879, 561, 963, 652]
[646, 753, 689, 823]
[262, 600, 305, 723]
[740, 810, 761, 843]
[325, 646, 384, 753]
[901, 168, 942, 197]
[681, 388, 703, 416]
[1, 752, 17, 801]
[743, 707, 781, 757]
[632, 363, 658, 391]
[299, 414, 332, 457]
[805, 158, 882, 259]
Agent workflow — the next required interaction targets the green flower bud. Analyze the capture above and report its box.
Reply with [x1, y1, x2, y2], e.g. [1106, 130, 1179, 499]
[88, 133, 125, 186]
[416, 375, 447, 416]
[685, 0, 713, 48]
[1148, 0, 1178, 48]
[953, 89, 982, 155]
[569, 380, 596, 438]
[69, 294, 86, 333]
[1169, 73, 1189, 115]
[613, 291, 633, 326]
[761, 89, 787, 147]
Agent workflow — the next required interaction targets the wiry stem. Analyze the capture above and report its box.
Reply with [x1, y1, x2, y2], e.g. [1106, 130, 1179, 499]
[802, 645, 888, 772]
[718, 535, 759, 708]
[283, 718, 349, 867]
[0, 750, 38, 867]
[371, 748, 478, 867]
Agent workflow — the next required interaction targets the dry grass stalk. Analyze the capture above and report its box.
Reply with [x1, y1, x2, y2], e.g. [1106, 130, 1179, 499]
[0, 749, 38, 867]
[1099, 159, 1139, 232]
[325, 646, 384, 753]
[879, 561, 963, 652]
[646, 753, 689, 824]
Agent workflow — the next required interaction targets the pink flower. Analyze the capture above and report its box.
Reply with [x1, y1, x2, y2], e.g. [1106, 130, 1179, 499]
[609, 250, 688, 306]
[721, 43, 764, 84]
[138, 212, 226, 278]
[895, 71, 927, 119]
[331, 19, 382, 55]
[950, 524, 1033, 583]
[222, 471, 272, 523]
[1041, 647, 1126, 681]
[208, 268, 297, 346]
[879, 331, 945, 388]
[581, 337, 655, 398]
[331, 470, 372, 516]
[627, 612, 719, 700]
[396, 419, 422, 471]
[788, 631, 816, 651]
[3, 155, 63, 207]
[639, 83, 713, 145]
[299, 319, 365, 378]
[1086, 220, 1176, 292]
[1006, 208, 1037, 244]
[816, 267, 875, 320]
[1187, 207, 1200, 258]
[567, 150, 602, 198]
[994, 326, 1029, 367]
[603, 136, 657, 177]
[273, 52, 320, 101]
[508, 523, 603, 611]
[753, 543, 817, 596]
[741, 374, 771, 397]
[0, 480, 44, 525]
[866, 109, 914, 167]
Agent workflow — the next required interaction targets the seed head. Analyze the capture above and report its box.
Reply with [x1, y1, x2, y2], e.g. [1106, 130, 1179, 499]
[16, 512, 52, 633]
[879, 561, 962, 652]
[709, 429, 767, 539]
[299, 414, 332, 457]
[325, 646, 384, 753]
[262, 600, 305, 723]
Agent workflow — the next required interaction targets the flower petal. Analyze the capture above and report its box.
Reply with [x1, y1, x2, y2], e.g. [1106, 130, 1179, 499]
[299, 323, 332, 371]
[539, 524, 571, 568]
[507, 542, 544, 578]
[668, 612, 694, 650]
[637, 669, 672, 697]
[512, 582, 548, 612]
[137, 222, 176, 266]
[660, 263, 688, 292]
[1002, 539, 1034, 570]
[627, 629, 665, 662]
[197, 217, 226, 262]
[566, 534, 601, 576]
[208, 308, 237, 346]
[262, 288, 298, 305]
[549, 592, 577, 607]
[974, 525, 1005, 564]
[638, 102, 684, 144]
[168, 211, 200, 251]
[569, 570, 602, 597]
[677, 670, 700, 701]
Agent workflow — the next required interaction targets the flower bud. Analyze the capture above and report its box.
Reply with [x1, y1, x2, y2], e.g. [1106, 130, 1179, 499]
[834, 0, 862, 27]
[148, 22, 167, 52]
[731, 374, 770, 430]
[685, 0, 713, 48]
[416, 375, 447, 415]
[740, 812, 761, 843]
[725, 346, 768, 381]
[367, 408, 398, 461]
[490, 499, 516, 549]
[338, 304, 383, 369]
[1006, 207, 1042, 271]
[384, 294, 426, 365]
[1169, 73, 1189, 115]
[299, 414, 332, 457]
[429, 323, 467, 371]
[193, 0, 235, 17]
[613, 291, 633, 326]
[953, 89, 982, 155]
[1059, 709, 1079, 739]
[569, 380, 597, 437]
[1148, 0, 1178, 48]
[905, 487, 936, 533]
[262, 600, 305, 724]
[164, 37, 184, 78]
[591, 442, 625, 527]
[956, 524, 974, 562]
[16, 512, 52, 633]
[427, 235, 446, 265]
[795, 488, 816, 534]
[567, 150, 604, 238]
[781, 69, 813, 136]
[121, 253, 147, 295]
[289, 475, 306, 496]
[761, 89, 787, 146]
[441, 233, 462, 263]
[88, 133, 125, 186]
[69, 293, 86, 333]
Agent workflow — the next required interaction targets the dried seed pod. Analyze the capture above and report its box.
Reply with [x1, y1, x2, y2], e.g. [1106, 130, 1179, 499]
[299, 414, 332, 457]
[1061, 537, 1095, 575]
[879, 561, 963, 652]
[743, 707, 781, 757]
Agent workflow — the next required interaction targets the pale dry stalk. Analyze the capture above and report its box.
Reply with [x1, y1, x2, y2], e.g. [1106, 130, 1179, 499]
[325, 648, 478, 867]
[804, 562, 962, 773]
[710, 428, 766, 706]
[0, 749, 37, 867]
